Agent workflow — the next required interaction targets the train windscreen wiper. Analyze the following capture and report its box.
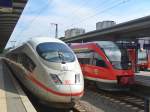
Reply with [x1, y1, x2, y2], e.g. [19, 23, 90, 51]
[58, 51, 66, 64]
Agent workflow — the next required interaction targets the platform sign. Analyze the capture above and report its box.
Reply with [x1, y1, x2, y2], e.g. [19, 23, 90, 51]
[0, 0, 12, 12]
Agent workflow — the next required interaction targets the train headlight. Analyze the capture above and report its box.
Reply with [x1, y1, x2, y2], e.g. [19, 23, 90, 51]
[75, 73, 80, 83]
[50, 74, 62, 84]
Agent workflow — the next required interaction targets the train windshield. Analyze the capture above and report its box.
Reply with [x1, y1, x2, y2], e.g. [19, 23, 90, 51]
[36, 42, 75, 63]
[138, 49, 147, 64]
[97, 41, 131, 70]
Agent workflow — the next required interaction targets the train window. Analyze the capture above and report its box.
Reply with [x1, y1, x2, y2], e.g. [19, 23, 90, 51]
[9, 53, 18, 61]
[78, 58, 90, 64]
[97, 41, 131, 70]
[17, 54, 22, 63]
[76, 51, 93, 64]
[93, 52, 107, 67]
[75, 50, 107, 67]
[36, 42, 75, 63]
[76, 52, 93, 59]
[18, 53, 36, 72]
[138, 49, 147, 63]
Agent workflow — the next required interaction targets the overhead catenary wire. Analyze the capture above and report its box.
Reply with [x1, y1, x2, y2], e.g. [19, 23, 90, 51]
[76, 0, 140, 32]
[72, 0, 116, 19]
[71, 0, 130, 27]
[15, 0, 52, 45]
[67, 0, 91, 15]
[62, 0, 116, 29]
[10, 0, 133, 45]
[67, 0, 108, 18]
[66, 0, 131, 29]
[16, 0, 87, 40]
[49, 0, 93, 29]
[24, 0, 52, 14]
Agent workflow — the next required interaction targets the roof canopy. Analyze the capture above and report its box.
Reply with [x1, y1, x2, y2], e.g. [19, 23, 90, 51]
[0, 0, 28, 50]
[62, 16, 150, 43]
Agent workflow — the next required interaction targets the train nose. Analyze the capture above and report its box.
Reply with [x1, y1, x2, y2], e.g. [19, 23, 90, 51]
[49, 82, 83, 102]
[50, 71, 81, 85]
[49, 71, 83, 102]
[50, 84, 83, 102]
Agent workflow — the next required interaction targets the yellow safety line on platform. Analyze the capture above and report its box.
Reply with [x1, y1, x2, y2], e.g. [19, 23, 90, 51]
[0, 63, 7, 112]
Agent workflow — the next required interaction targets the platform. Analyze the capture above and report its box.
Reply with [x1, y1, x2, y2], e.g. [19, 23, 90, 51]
[135, 71, 150, 76]
[0, 58, 37, 112]
[135, 71, 150, 87]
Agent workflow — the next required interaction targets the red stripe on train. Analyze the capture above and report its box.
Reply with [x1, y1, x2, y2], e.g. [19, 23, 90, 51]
[27, 75, 83, 96]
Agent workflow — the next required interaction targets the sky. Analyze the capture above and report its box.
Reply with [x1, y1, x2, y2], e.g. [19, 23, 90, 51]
[6, 0, 150, 48]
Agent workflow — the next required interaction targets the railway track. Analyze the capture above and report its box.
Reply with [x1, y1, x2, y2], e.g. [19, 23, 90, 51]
[109, 92, 144, 109]
[73, 100, 97, 112]
[85, 80, 145, 112]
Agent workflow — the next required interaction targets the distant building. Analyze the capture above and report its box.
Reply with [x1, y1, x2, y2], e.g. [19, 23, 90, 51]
[65, 28, 85, 38]
[96, 21, 116, 30]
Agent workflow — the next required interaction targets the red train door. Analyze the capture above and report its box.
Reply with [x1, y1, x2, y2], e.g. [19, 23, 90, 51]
[92, 52, 111, 80]
[148, 50, 150, 71]
[128, 49, 136, 72]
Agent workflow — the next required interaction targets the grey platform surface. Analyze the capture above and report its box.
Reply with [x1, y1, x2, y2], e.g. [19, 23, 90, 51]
[0, 59, 36, 112]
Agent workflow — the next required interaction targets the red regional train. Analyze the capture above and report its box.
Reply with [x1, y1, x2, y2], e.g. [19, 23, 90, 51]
[70, 41, 134, 91]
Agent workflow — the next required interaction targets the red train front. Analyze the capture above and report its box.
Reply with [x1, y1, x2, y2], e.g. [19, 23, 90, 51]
[70, 41, 134, 91]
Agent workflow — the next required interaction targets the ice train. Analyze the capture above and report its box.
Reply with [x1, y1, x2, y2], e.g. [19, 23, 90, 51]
[5, 37, 84, 107]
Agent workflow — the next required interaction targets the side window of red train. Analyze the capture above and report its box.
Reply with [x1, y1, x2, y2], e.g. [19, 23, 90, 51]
[92, 52, 107, 68]
[76, 51, 92, 65]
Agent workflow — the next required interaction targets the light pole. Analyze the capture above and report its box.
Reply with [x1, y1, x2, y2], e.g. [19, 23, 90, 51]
[51, 23, 58, 38]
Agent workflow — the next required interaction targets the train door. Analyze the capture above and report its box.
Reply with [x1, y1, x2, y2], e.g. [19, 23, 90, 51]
[127, 49, 136, 72]
[148, 50, 150, 71]
[137, 49, 148, 70]
[144, 43, 150, 71]
[91, 52, 110, 80]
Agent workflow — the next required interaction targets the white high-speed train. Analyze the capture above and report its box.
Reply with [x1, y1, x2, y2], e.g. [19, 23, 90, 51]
[5, 37, 84, 107]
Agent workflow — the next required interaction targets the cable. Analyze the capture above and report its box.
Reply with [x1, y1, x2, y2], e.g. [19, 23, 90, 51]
[68, 0, 106, 17]
[68, 0, 91, 14]
[68, 0, 114, 23]
[61, 0, 115, 28]
[79, 0, 139, 31]
[49, 0, 92, 28]
[23, 0, 50, 15]
[66, 0, 131, 29]
[72, 0, 129, 27]
[13, 0, 52, 45]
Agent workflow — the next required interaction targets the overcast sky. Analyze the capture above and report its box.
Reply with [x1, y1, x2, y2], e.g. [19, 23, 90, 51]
[6, 0, 150, 48]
